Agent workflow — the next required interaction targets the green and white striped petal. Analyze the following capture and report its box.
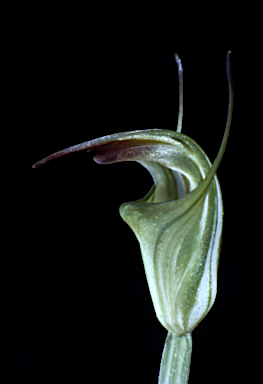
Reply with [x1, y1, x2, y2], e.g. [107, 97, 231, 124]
[32, 125, 226, 334]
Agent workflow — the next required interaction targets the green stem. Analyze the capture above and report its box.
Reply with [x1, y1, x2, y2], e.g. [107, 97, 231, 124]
[158, 331, 192, 384]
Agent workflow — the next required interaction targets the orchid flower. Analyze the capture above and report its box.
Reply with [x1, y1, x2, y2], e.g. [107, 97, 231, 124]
[33, 51, 233, 384]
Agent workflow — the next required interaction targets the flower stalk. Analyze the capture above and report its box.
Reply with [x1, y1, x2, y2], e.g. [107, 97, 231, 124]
[159, 332, 192, 384]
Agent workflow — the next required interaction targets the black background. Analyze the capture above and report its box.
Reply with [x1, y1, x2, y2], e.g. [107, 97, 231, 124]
[11, 3, 262, 384]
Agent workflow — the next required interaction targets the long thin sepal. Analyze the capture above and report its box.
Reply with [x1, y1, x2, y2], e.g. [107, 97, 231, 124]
[174, 53, 183, 133]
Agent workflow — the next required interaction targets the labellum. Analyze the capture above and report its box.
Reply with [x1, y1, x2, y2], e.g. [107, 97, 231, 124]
[33, 52, 233, 384]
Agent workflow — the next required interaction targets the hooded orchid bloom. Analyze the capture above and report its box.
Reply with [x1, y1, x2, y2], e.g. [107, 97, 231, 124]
[33, 52, 233, 384]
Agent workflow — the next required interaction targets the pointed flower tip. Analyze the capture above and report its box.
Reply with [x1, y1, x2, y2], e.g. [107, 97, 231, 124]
[32, 161, 42, 168]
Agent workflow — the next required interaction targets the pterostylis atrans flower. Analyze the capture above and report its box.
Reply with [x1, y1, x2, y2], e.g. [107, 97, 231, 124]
[33, 51, 233, 384]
